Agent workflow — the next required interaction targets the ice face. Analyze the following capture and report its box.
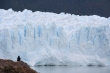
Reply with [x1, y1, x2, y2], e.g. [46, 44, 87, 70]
[0, 9, 110, 66]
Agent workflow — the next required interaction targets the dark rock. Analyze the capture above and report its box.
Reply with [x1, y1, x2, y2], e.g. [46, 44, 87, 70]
[0, 59, 37, 73]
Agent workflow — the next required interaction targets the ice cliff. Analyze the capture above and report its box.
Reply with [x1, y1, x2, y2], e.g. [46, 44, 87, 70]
[0, 9, 110, 66]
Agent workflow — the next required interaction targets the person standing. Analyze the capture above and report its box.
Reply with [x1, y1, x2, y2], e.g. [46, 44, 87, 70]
[17, 56, 21, 61]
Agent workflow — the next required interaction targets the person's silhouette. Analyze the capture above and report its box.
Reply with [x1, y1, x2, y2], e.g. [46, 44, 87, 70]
[17, 56, 21, 61]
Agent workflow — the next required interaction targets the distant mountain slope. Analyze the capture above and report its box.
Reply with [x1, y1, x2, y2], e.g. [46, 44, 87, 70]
[0, 0, 110, 17]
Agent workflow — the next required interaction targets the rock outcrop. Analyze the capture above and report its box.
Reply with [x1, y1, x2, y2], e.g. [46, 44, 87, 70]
[0, 59, 37, 73]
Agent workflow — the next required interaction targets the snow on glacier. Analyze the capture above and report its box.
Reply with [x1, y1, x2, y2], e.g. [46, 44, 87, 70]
[0, 9, 110, 66]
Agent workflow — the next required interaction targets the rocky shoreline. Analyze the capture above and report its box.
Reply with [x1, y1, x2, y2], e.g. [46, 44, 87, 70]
[0, 59, 38, 73]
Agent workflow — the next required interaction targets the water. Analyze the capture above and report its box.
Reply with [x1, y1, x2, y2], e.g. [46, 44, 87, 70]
[31, 66, 110, 73]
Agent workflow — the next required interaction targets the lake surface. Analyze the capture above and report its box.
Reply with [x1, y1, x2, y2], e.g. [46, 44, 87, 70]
[31, 66, 110, 73]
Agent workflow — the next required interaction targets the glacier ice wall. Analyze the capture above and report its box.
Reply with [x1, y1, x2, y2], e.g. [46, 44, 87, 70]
[0, 9, 110, 66]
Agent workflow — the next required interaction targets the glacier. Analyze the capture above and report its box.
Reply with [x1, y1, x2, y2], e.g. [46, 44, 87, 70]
[0, 9, 110, 66]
